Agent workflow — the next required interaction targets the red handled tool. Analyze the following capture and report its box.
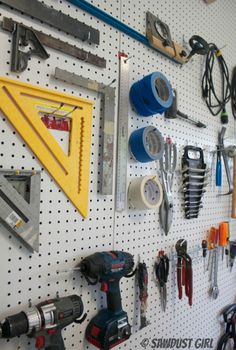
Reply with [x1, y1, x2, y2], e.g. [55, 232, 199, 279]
[175, 239, 193, 306]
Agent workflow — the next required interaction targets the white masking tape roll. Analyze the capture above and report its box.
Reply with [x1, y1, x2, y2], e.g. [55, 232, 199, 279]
[128, 175, 163, 210]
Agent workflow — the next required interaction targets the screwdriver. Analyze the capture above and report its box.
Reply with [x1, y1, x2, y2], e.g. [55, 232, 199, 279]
[216, 145, 222, 194]
[202, 240, 207, 273]
[230, 241, 236, 272]
[219, 222, 229, 261]
[207, 227, 215, 272]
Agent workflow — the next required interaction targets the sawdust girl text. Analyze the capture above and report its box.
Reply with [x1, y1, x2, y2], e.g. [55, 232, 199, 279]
[140, 338, 214, 349]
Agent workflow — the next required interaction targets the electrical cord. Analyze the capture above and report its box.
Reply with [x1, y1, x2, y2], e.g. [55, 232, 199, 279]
[231, 67, 236, 120]
[202, 43, 231, 122]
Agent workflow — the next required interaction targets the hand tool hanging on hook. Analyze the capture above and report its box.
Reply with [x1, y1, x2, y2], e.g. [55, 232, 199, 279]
[210, 228, 219, 300]
[217, 127, 233, 195]
[181, 146, 208, 219]
[202, 240, 207, 273]
[0, 170, 41, 252]
[219, 222, 229, 261]
[0, 0, 99, 44]
[53, 67, 115, 195]
[1, 17, 106, 69]
[175, 239, 193, 306]
[66, 0, 186, 64]
[224, 145, 236, 216]
[165, 90, 207, 128]
[159, 137, 177, 235]
[137, 259, 149, 329]
[116, 53, 130, 211]
[229, 241, 236, 271]
[154, 251, 169, 312]
[9, 22, 49, 73]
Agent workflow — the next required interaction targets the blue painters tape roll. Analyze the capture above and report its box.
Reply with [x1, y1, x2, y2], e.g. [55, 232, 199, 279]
[130, 72, 173, 116]
[129, 126, 164, 163]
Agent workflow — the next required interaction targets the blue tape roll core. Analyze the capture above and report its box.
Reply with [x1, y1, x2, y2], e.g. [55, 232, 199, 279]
[130, 72, 173, 117]
[129, 126, 164, 163]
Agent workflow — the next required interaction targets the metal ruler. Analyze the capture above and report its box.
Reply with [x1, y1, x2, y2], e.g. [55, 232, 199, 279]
[0, 0, 99, 44]
[0, 170, 41, 252]
[54, 67, 116, 195]
[1, 17, 106, 69]
[115, 53, 130, 211]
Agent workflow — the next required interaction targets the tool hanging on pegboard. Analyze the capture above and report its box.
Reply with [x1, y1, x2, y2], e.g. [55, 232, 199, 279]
[146, 12, 188, 64]
[66, 0, 187, 64]
[216, 127, 233, 195]
[137, 259, 149, 329]
[208, 227, 219, 299]
[154, 251, 169, 312]
[165, 90, 207, 128]
[0, 0, 100, 44]
[0, 295, 86, 349]
[175, 239, 193, 306]
[116, 53, 130, 211]
[9, 22, 50, 73]
[1, 17, 106, 69]
[0, 77, 93, 218]
[181, 146, 208, 219]
[79, 251, 135, 350]
[53, 67, 115, 195]
[0, 170, 41, 252]
[159, 137, 177, 235]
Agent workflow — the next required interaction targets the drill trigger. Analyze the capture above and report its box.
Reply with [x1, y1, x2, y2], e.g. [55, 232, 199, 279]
[83, 274, 98, 285]
[125, 268, 137, 278]
[74, 313, 87, 324]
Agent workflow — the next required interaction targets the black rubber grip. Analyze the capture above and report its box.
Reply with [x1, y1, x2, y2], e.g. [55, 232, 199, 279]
[1, 312, 28, 338]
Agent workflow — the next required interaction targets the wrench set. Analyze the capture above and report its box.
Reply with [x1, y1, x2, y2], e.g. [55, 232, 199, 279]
[181, 146, 208, 219]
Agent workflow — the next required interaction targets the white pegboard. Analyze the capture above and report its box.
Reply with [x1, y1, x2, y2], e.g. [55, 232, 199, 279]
[0, 0, 236, 349]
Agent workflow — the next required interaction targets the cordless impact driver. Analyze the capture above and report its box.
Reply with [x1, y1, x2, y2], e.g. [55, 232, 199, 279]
[80, 251, 135, 350]
[0, 294, 86, 350]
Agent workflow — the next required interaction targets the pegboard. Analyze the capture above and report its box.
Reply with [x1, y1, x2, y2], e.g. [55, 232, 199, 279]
[0, 0, 235, 349]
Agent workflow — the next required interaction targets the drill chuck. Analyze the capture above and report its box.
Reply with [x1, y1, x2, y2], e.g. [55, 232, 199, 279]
[0, 311, 29, 338]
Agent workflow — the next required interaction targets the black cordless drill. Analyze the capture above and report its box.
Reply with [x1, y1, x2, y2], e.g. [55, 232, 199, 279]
[0, 294, 85, 349]
[80, 251, 134, 350]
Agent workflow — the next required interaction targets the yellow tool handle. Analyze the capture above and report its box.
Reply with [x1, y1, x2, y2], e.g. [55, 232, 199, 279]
[232, 156, 236, 218]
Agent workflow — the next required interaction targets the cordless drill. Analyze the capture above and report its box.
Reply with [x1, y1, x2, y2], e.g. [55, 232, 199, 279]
[0, 294, 85, 350]
[80, 251, 134, 350]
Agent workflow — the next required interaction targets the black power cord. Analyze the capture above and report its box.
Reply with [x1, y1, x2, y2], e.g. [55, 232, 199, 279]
[202, 43, 231, 123]
[231, 67, 236, 120]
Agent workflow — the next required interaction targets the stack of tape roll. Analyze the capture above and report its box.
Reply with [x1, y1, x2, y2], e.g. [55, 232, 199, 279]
[129, 126, 164, 162]
[128, 175, 163, 210]
[130, 72, 173, 116]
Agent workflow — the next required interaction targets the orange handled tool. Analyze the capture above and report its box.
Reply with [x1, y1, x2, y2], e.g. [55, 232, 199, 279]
[207, 227, 216, 276]
[219, 221, 229, 261]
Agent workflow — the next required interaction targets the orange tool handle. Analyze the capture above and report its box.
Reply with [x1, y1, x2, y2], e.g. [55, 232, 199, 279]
[219, 222, 229, 247]
[232, 156, 236, 218]
[208, 227, 216, 249]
